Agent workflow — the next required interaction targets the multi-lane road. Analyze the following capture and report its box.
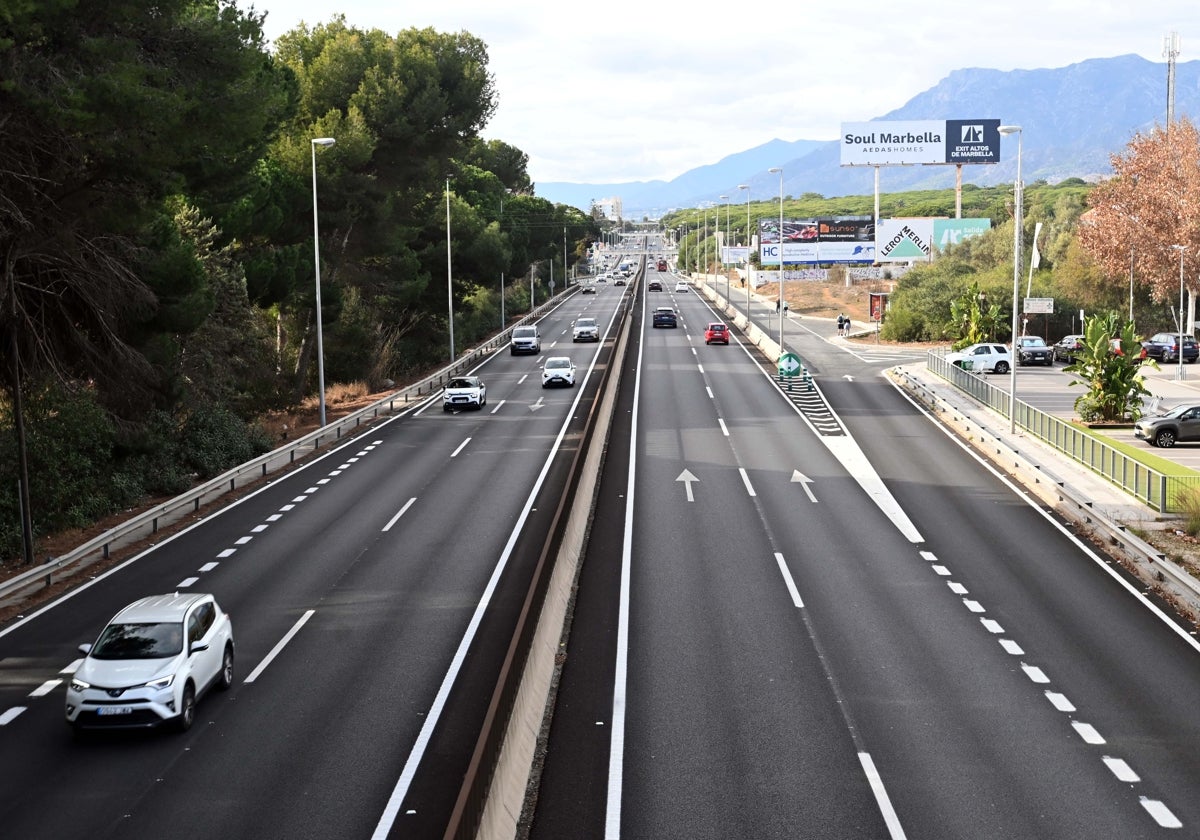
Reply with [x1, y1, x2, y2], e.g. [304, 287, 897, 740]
[2, 240, 1199, 840]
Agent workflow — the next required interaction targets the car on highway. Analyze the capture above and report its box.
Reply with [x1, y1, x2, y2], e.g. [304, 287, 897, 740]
[1015, 335, 1053, 366]
[945, 343, 1012, 374]
[1133, 403, 1200, 447]
[541, 356, 576, 388]
[1141, 332, 1199, 363]
[652, 306, 678, 328]
[510, 325, 540, 355]
[647, 280, 663, 292]
[614, 277, 627, 286]
[442, 375, 486, 410]
[674, 281, 689, 293]
[572, 317, 599, 342]
[704, 322, 729, 345]
[67, 593, 234, 733]
[580, 283, 596, 295]
[1052, 334, 1084, 363]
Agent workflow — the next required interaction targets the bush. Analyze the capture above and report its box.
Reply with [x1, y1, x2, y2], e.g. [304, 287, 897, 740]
[879, 309, 927, 342]
[1172, 485, 1200, 535]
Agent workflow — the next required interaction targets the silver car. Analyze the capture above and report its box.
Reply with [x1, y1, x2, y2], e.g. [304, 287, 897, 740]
[1134, 404, 1200, 447]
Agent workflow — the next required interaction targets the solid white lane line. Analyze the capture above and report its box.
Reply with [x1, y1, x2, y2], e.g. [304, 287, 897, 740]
[1140, 797, 1183, 828]
[738, 467, 756, 497]
[1045, 691, 1076, 712]
[859, 753, 909, 839]
[382, 498, 417, 532]
[1102, 756, 1140, 782]
[1021, 664, 1050, 683]
[718, 418, 730, 437]
[451, 438, 471, 458]
[774, 553, 804, 608]
[0, 707, 25, 725]
[244, 610, 315, 684]
[1072, 722, 1105, 744]
[29, 680, 60, 697]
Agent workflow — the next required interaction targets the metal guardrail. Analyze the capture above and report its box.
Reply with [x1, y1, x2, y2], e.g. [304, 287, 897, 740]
[0, 291, 577, 605]
[926, 350, 1200, 513]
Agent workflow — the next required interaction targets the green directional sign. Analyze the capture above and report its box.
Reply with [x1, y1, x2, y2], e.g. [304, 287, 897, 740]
[777, 352, 802, 377]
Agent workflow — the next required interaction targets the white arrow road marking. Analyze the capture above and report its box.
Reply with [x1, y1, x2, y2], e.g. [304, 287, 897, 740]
[790, 470, 818, 503]
[843, 374, 855, 381]
[676, 469, 699, 502]
[531, 397, 545, 411]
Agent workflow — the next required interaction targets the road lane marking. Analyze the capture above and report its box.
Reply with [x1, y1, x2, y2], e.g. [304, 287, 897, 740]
[1045, 691, 1076, 712]
[244, 610, 315, 684]
[932, 565, 951, 576]
[790, 470, 817, 503]
[217, 549, 236, 558]
[29, 680, 60, 697]
[1140, 797, 1182, 828]
[61, 659, 83, 674]
[1021, 664, 1049, 683]
[998, 639, 1024, 655]
[491, 400, 505, 414]
[963, 599, 986, 613]
[947, 582, 968, 595]
[199, 562, 219, 573]
[676, 469, 699, 502]
[1072, 722, 1105, 744]
[451, 438, 471, 457]
[858, 753, 908, 839]
[718, 418, 729, 437]
[382, 498, 417, 532]
[981, 618, 1005, 634]
[177, 577, 199, 589]
[738, 467, 756, 497]
[774, 553, 804, 608]
[1102, 756, 1140, 782]
[0, 707, 25, 725]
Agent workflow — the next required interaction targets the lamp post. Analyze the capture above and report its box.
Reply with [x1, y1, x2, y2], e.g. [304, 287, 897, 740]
[739, 184, 750, 315]
[1173, 244, 1188, 380]
[310, 137, 336, 427]
[446, 176, 455, 361]
[998, 125, 1022, 433]
[768, 167, 785, 350]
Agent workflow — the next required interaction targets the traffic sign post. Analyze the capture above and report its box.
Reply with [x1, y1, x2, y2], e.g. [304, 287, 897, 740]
[778, 352, 811, 391]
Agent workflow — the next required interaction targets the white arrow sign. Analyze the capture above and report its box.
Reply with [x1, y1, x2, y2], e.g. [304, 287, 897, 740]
[791, 470, 818, 503]
[531, 397, 545, 412]
[676, 469, 699, 502]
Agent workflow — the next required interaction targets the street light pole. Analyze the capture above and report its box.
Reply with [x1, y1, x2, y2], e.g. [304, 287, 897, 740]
[1174, 244, 1188, 380]
[999, 125, 1023, 433]
[310, 137, 336, 427]
[768, 167, 785, 351]
[446, 176, 455, 361]
[739, 184, 750, 315]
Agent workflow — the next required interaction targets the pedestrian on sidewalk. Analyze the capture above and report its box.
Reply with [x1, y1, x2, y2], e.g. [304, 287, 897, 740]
[843, 315, 851, 336]
[837, 313, 846, 336]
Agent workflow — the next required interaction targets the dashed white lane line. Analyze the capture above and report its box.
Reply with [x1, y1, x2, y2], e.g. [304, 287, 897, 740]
[773, 553, 804, 608]
[217, 548, 236, 558]
[1045, 691, 1076, 712]
[963, 599, 986, 613]
[998, 639, 1024, 655]
[705, 386, 714, 399]
[267, 514, 282, 522]
[280, 504, 295, 511]
[919, 550, 937, 563]
[980, 618, 1005, 634]
[718, 418, 730, 437]
[451, 438, 471, 458]
[491, 400, 505, 414]
[235, 536, 252, 545]
[244, 610, 315, 684]
[382, 498, 418, 532]
[1141, 797, 1183, 828]
[291, 496, 308, 503]
[199, 562, 219, 573]
[738, 467, 756, 497]
[29, 680, 60, 698]
[1072, 722, 1106, 744]
[1021, 664, 1050, 683]
[947, 582, 968, 595]
[177, 576, 199, 589]
[0, 707, 25, 725]
[1103, 756, 1140, 783]
[252, 524, 269, 532]
[61, 659, 83, 674]
[931, 565, 951, 576]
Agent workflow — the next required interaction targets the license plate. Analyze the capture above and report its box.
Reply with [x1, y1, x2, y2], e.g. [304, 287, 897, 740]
[97, 706, 134, 716]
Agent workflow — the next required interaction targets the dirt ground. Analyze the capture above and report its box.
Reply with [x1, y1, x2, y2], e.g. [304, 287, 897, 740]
[2, 278, 1196, 617]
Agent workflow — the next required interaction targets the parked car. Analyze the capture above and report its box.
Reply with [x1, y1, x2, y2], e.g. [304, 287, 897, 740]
[1110, 337, 1147, 361]
[572, 316, 600, 342]
[510, 325, 540, 355]
[1015, 335, 1053, 366]
[541, 356, 576, 388]
[1141, 332, 1199, 363]
[442, 376, 486, 410]
[1052, 334, 1084, 363]
[1133, 403, 1200, 447]
[945, 343, 1012, 374]
[67, 593, 234, 733]
[704, 322, 729, 345]
[652, 306, 678, 328]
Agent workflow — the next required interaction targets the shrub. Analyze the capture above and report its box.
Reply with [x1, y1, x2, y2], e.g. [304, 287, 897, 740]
[1172, 485, 1200, 535]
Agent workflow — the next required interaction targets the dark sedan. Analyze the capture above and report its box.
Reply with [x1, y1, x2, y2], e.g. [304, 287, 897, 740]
[1141, 332, 1199, 363]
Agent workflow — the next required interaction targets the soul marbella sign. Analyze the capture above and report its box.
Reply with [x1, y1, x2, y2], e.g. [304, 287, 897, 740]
[840, 119, 1001, 167]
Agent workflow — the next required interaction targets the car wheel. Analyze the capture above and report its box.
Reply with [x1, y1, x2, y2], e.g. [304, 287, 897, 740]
[176, 683, 196, 732]
[1155, 429, 1177, 447]
[218, 645, 234, 691]
[994, 361, 1010, 374]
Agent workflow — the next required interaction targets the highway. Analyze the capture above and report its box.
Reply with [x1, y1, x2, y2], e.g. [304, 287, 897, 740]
[530, 256, 1200, 839]
[0, 267, 633, 839]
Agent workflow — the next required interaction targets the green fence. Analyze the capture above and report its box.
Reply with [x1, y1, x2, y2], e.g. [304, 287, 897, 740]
[926, 351, 1200, 513]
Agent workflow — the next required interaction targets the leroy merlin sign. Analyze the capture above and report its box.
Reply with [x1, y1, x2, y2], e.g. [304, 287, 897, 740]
[875, 218, 992, 262]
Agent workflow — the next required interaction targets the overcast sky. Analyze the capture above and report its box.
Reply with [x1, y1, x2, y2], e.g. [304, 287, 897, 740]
[256, 1, 1193, 186]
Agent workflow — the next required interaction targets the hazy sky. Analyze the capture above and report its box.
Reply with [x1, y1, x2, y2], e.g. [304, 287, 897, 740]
[256, 1, 1193, 185]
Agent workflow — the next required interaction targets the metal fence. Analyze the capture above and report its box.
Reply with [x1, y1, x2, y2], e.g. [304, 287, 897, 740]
[926, 351, 1200, 513]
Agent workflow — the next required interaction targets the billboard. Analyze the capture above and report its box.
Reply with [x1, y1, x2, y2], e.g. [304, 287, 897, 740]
[932, 218, 991, 250]
[840, 119, 1001, 166]
[758, 217, 876, 265]
[876, 219, 934, 262]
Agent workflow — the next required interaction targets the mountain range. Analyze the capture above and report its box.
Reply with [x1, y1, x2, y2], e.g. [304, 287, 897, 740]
[535, 54, 1200, 218]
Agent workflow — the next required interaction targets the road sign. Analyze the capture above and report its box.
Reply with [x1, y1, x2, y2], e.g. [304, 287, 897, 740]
[778, 352, 802, 377]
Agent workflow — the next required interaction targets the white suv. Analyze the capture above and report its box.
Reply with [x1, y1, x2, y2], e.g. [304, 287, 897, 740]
[67, 593, 234, 733]
[572, 317, 599, 342]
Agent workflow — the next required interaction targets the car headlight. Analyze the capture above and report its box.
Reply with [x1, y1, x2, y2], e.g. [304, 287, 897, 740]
[145, 674, 175, 691]
[69, 678, 90, 693]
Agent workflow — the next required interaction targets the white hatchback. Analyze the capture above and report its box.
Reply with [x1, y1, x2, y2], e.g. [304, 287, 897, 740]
[542, 356, 576, 388]
[67, 593, 234, 733]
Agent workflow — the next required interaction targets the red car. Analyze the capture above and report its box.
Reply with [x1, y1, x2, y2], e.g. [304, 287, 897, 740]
[704, 322, 729, 345]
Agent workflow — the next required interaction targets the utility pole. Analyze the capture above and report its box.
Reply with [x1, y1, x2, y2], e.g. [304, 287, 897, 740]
[1164, 31, 1181, 125]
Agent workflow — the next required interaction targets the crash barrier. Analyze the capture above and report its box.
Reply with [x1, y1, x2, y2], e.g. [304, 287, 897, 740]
[0, 289, 578, 607]
[925, 350, 1200, 514]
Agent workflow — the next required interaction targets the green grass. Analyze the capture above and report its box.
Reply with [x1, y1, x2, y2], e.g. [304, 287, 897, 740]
[1069, 420, 1200, 476]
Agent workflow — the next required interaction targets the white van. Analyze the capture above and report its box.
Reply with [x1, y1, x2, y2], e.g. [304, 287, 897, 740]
[510, 325, 541, 355]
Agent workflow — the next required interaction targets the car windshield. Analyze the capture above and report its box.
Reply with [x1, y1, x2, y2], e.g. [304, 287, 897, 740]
[1161, 405, 1197, 419]
[547, 359, 570, 369]
[92, 622, 184, 659]
[577, 319, 596, 327]
[514, 328, 536, 337]
[1020, 337, 1046, 346]
[447, 378, 476, 389]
